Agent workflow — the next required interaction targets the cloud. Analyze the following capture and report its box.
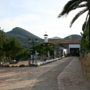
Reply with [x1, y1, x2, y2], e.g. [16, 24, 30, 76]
[0, 8, 86, 38]
[0, 14, 41, 31]
[0, 0, 87, 38]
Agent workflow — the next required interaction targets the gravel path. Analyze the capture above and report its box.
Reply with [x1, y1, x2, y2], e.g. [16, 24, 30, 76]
[31, 58, 71, 90]
[58, 57, 90, 90]
[0, 57, 72, 90]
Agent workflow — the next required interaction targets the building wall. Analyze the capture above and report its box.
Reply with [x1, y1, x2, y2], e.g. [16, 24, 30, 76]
[48, 38, 81, 56]
[69, 44, 80, 48]
[68, 44, 80, 55]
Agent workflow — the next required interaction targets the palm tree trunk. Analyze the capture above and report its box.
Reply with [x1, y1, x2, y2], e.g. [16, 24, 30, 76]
[88, 0, 90, 51]
[89, 14, 90, 50]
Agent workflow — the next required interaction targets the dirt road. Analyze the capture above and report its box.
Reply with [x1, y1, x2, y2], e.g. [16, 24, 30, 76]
[0, 57, 72, 90]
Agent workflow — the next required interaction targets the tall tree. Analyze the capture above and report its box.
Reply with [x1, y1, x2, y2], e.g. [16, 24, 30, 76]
[0, 30, 7, 61]
[0, 30, 27, 63]
[58, 0, 90, 49]
[81, 20, 89, 54]
[30, 42, 55, 60]
[4, 38, 25, 61]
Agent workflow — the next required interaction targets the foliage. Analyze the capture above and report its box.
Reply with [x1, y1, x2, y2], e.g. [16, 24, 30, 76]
[0, 30, 27, 63]
[58, 0, 90, 53]
[0, 30, 7, 61]
[81, 20, 89, 54]
[58, 0, 89, 27]
[5, 38, 26, 60]
[64, 34, 81, 39]
[7, 27, 43, 47]
[29, 42, 55, 58]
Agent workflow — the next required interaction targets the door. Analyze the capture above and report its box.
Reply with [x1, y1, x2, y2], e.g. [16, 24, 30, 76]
[70, 48, 79, 56]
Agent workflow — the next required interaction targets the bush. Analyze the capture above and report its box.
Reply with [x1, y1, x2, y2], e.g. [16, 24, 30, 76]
[19, 64, 26, 67]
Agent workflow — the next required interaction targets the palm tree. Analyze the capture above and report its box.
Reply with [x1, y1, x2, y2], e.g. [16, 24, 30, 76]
[58, 0, 90, 48]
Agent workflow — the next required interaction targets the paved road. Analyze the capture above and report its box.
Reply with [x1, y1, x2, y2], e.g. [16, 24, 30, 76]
[0, 57, 73, 90]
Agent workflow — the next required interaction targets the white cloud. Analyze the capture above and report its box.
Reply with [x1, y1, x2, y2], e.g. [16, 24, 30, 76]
[0, 9, 86, 39]
[0, 0, 87, 39]
[0, 14, 41, 31]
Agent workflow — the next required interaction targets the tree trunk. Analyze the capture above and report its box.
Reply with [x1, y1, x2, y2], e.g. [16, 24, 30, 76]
[88, 0, 90, 51]
[89, 15, 90, 50]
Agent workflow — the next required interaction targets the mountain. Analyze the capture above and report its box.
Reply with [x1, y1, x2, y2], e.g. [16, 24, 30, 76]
[49, 36, 61, 40]
[64, 34, 81, 39]
[7, 27, 43, 47]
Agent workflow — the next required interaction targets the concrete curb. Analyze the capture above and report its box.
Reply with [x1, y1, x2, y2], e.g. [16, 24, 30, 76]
[57, 57, 89, 90]
[31, 58, 61, 66]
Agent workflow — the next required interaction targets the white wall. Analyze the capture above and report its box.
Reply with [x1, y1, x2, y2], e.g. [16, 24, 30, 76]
[63, 49, 68, 57]
[44, 37, 48, 42]
[69, 44, 80, 48]
[68, 44, 80, 53]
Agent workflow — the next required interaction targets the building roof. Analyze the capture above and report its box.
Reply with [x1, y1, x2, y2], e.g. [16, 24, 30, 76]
[49, 38, 81, 44]
[44, 34, 48, 36]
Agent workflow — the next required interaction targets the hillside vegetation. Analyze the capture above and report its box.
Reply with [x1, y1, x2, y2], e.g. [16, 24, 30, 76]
[64, 34, 81, 39]
[7, 27, 43, 47]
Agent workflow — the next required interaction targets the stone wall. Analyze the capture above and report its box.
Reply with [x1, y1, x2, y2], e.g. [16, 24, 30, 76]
[80, 53, 90, 80]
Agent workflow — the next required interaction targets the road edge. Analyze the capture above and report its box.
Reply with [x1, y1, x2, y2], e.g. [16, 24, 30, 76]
[57, 57, 89, 90]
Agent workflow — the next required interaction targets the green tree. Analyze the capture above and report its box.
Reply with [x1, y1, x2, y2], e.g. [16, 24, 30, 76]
[58, 0, 90, 48]
[0, 30, 27, 63]
[30, 43, 55, 60]
[0, 30, 7, 62]
[81, 20, 89, 54]
[4, 38, 26, 61]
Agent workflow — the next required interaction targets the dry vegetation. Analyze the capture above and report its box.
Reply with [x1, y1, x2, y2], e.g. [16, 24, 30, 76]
[80, 53, 90, 80]
[2, 61, 29, 67]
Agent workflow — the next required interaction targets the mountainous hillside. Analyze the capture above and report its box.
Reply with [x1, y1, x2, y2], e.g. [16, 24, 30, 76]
[7, 27, 43, 47]
[7, 27, 81, 47]
[49, 36, 61, 40]
[49, 34, 81, 40]
[64, 34, 81, 39]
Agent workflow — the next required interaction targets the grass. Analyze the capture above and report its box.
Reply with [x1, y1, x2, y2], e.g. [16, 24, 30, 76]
[2, 61, 29, 67]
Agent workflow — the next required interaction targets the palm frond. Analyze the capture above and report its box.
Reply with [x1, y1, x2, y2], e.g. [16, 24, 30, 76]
[58, 0, 85, 17]
[85, 12, 89, 23]
[70, 8, 88, 27]
[77, 3, 87, 8]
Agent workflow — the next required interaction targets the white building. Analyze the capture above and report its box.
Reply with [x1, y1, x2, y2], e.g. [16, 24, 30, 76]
[68, 44, 80, 56]
[44, 33, 48, 42]
[49, 38, 81, 56]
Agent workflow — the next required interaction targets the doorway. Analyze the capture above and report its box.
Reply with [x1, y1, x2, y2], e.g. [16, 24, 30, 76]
[70, 48, 80, 56]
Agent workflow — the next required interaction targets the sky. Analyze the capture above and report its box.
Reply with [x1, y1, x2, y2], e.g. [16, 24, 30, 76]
[0, 0, 87, 38]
